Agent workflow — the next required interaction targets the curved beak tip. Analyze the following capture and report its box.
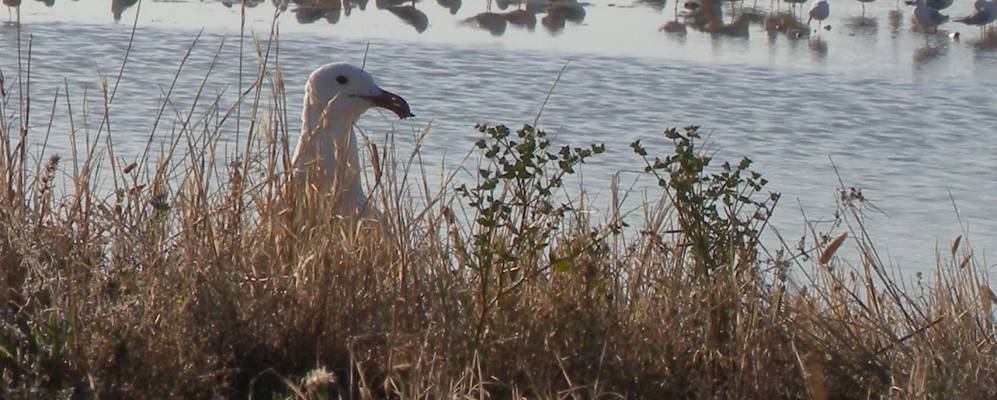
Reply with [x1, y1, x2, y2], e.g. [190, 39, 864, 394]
[371, 88, 414, 120]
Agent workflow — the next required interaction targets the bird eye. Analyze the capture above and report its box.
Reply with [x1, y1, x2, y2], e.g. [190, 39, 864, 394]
[336, 75, 348, 85]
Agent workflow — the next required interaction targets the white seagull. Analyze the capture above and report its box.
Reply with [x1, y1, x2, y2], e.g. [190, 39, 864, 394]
[291, 63, 414, 217]
[808, 0, 830, 30]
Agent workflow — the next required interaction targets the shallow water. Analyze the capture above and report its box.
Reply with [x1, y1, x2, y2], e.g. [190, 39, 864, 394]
[1, 0, 996, 275]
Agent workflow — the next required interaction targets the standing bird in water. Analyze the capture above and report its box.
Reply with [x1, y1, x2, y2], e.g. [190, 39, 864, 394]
[4, 0, 20, 24]
[291, 63, 414, 218]
[856, 0, 874, 16]
[808, 0, 830, 31]
[954, 0, 995, 36]
[912, 0, 948, 41]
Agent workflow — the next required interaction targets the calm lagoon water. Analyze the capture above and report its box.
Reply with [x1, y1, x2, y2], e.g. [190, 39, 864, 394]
[1, 0, 996, 275]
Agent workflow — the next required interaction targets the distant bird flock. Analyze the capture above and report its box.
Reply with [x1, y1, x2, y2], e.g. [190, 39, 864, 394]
[3, 0, 996, 44]
[662, 0, 997, 41]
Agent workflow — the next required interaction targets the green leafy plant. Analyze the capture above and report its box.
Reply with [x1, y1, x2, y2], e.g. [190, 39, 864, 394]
[455, 123, 605, 344]
[631, 126, 779, 357]
[631, 126, 778, 279]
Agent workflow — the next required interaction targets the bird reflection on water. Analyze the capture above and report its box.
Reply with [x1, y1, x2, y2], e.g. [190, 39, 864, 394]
[293, 0, 343, 24]
[506, 8, 537, 29]
[461, 0, 581, 35]
[888, 8, 904, 31]
[913, 41, 946, 61]
[386, 5, 429, 32]
[844, 15, 878, 35]
[764, 11, 810, 38]
[111, 0, 137, 21]
[4, 0, 20, 24]
[372, 0, 429, 32]
[437, 0, 461, 14]
[465, 11, 508, 35]
[808, 35, 828, 56]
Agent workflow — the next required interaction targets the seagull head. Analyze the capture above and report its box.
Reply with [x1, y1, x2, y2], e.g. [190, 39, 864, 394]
[306, 63, 414, 122]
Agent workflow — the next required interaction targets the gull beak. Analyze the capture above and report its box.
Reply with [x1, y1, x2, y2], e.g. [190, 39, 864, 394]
[366, 88, 414, 119]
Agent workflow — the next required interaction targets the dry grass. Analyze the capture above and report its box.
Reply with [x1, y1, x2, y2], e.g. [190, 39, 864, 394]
[1, 14, 996, 400]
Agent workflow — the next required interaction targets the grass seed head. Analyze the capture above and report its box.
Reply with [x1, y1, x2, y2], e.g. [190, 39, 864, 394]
[819, 232, 847, 265]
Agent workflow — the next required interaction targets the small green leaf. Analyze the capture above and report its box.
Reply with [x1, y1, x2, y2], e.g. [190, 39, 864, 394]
[551, 259, 571, 272]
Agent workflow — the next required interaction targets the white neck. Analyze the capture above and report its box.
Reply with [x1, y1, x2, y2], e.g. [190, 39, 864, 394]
[291, 93, 367, 212]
